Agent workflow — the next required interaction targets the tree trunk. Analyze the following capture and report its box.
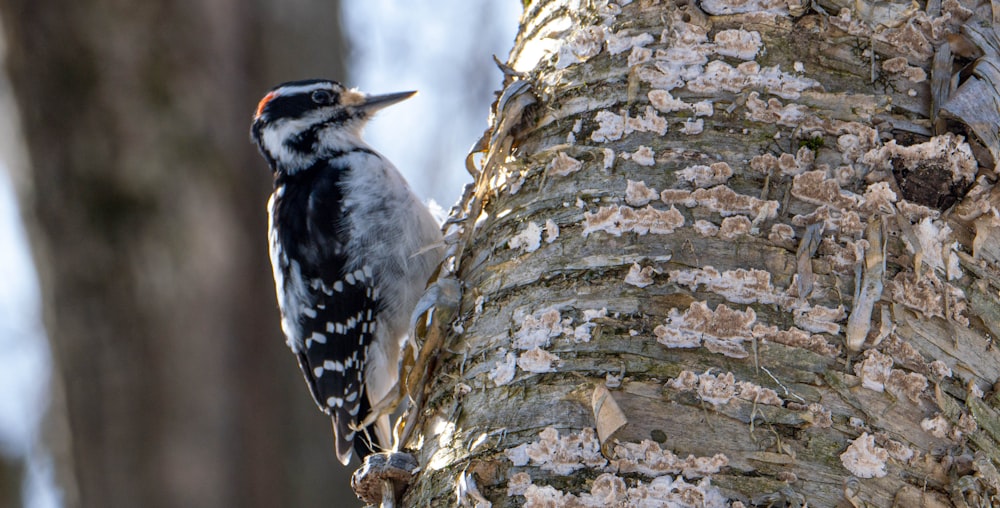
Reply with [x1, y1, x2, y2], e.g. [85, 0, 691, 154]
[0, 1, 356, 507]
[0, 455, 22, 508]
[402, 0, 1000, 506]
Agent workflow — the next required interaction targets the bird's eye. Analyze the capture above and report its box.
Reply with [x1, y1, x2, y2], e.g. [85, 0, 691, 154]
[312, 90, 334, 105]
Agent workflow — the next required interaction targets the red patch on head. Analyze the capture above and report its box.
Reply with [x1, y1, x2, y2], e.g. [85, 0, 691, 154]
[255, 91, 276, 118]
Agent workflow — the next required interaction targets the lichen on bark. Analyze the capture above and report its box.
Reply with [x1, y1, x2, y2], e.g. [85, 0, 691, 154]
[402, 0, 1000, 506]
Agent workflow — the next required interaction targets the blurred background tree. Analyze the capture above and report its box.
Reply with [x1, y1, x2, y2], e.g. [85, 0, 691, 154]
[0, 0, 353, 506]
[0, 0, 516, 506]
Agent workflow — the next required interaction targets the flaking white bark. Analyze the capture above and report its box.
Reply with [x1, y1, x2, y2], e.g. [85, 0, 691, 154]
[401, 0, 1000, 506]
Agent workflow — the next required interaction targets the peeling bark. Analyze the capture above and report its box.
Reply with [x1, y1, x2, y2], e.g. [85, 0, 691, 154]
[402, 0, 1000, 506]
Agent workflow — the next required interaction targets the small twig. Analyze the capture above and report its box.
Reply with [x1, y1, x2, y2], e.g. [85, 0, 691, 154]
[381, 479, 395, 508]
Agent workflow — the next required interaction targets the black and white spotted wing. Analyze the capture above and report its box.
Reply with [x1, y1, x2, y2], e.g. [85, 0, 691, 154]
[270, 158, 379, 464]
[296, 266, 378, 463]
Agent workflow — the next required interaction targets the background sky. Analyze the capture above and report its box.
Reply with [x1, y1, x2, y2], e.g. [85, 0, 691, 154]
[0, 2, 522, 506]
[343, 1, 522, 206]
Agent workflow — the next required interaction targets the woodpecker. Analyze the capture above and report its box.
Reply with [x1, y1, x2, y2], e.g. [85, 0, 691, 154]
[251, 79, 444, 465]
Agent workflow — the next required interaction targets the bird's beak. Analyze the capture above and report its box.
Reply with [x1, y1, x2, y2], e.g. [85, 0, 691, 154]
[358, 90, 417, 113]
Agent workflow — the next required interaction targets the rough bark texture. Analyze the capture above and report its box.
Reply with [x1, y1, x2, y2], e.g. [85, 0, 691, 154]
[0, 1, 356, 507]
[402, 0, 1000, 506]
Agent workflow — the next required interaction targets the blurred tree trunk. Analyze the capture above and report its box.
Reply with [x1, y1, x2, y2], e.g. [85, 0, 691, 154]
[403, 0, 1000, 506]
[0, 1, 357, 507]
[0, 456, 22, 507]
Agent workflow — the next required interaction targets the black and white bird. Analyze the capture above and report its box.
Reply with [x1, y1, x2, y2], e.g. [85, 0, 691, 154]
[251, 79, 444, 465]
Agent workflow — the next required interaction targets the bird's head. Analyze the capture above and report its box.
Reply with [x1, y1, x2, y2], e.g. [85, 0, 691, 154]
[251, 79, 415, 172]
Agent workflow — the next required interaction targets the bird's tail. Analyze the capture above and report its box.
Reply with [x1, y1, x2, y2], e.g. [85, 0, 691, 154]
[332, 394, 376, 466]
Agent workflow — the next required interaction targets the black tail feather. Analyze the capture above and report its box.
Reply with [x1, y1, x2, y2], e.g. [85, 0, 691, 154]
[351, 394, 377, 461]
